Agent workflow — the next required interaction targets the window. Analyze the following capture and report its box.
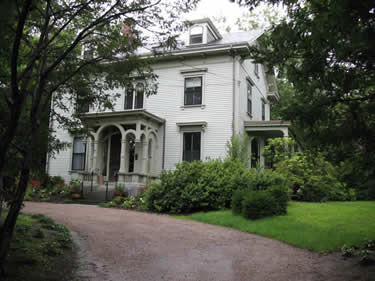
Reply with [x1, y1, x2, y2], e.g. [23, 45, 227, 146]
[124, 82, 144, 110]
[251, 138, 259, 168]
[184, 77, 202, 105]
[190, 26, 203, 44]
[247, 80, 252, 116]
[262, 99, 266, 120]
[124, 85, 134, 109]
[76, 95, 89, 113]
[183, 132, 201, 162]
[72, 137, 86, 170]
[254, 63, 259, 78]
[135, 82, 144, 109]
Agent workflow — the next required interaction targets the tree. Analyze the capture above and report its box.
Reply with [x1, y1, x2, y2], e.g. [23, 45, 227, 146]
[232, 0, 375, 188]
[0, 0, 199, 270]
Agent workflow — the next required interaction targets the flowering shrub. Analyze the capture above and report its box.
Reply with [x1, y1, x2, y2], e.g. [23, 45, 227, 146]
[23, 175, 69, 201]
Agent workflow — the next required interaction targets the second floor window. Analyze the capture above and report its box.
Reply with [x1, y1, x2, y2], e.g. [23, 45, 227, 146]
[184, 77, 202, 105]
[124, 82, 144, 110]
[262, 99, 266, 120]
[247, 81, 252, 116]
[76, 94, 89, 114]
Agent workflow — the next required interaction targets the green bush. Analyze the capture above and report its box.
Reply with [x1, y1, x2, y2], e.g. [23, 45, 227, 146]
[268, 185, 289, 215]
[232, 189, 247, 215]
[144, 159, 289, 214]
[241, 191, 277, 220]
[275, 152, 349, 202]
[232, 185, 289, 219]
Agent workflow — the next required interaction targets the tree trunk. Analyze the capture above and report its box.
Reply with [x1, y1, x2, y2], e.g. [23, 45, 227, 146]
[0, 109, 41, 270]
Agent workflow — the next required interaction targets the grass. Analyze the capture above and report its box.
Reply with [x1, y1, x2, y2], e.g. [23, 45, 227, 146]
[3, 213, 75, 281]
[174, 201, 375, 252]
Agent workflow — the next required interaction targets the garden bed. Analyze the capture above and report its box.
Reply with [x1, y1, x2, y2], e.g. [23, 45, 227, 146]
[3, 213, 75, 281]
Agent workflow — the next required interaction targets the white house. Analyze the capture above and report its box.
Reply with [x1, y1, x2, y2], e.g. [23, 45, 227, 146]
[46, 18, 291, 191]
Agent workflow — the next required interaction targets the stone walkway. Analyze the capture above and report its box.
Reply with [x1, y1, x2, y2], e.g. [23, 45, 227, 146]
[23, 202, 374, 281]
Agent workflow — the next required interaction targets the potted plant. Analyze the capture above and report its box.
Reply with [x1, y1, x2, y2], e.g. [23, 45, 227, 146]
[97, 169, 104, 184]
[70, 179, 81, 199]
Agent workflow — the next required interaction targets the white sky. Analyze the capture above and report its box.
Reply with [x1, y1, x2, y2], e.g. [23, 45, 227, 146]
[185, 0, 253, 32]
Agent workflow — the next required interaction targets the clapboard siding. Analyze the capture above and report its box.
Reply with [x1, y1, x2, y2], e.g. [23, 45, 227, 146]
[48, 53, 271, 179]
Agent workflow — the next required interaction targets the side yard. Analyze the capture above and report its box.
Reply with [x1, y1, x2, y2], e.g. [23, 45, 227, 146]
[3, 213, 75, 281]
[174, 201, 375, 252]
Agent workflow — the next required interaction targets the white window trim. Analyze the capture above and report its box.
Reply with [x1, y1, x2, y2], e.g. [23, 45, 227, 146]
[124, 80, 146, 110]
[189, 25, 204, 45]
[180, 73, 206, 110]
[70, 136, 87, 172]
[177, 124, 206, 162]
[246, 78, 254, 118]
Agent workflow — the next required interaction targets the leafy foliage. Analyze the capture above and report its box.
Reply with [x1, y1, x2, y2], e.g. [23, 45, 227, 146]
[234, 184, 289, 220]
[233, 0, 375, 190]
[263, 137, 295, 168]
[144, 159, 287, 214]
[144, 159, 255, 214]
[226, 134, 250, 167]
[275, 152, 349, 202]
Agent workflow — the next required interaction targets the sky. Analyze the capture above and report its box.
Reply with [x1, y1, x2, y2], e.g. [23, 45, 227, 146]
[185, 0, 249, 32]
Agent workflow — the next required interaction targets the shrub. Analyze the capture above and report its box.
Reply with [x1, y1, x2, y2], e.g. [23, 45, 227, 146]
[112, 196, 124, 205]
[241, 191, 277, 220]
[232, 185, 289, 219]
[144, 159, 259, 214]
[268, 185, 289, 215]
[275, 152, 348, 202]
[232, 189, 247, 215]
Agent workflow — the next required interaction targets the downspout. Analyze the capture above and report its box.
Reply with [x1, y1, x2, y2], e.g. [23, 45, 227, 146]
[162, 121, 166, 170]
[231, 45, 235, 136]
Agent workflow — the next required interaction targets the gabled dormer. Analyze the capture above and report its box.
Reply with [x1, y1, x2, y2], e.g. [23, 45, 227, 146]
[185, 18, 222, 46]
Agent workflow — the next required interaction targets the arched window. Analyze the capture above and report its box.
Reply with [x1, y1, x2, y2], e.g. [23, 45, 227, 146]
[135, 82, 144, 109]
[124, 84, 134, 109]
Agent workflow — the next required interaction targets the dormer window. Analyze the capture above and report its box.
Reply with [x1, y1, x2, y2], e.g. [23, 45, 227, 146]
[190, 26, 203, 44]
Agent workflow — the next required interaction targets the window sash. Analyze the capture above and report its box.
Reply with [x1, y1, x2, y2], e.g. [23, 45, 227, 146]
[190, 34, 203, 44]
[124, 88, 133, 109]
[72, 138, 86, 170]
[247, 82, 252, 115]
[183, 132, 201, 162]
[184, 77, 202, 105]
[262, 101, 266, 120]
[135, 91, 143, 109]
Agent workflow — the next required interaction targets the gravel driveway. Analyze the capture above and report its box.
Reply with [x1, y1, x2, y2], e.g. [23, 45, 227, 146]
[23, 202, 374, 281]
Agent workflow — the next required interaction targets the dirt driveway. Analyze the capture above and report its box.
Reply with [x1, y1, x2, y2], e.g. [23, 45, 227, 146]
[23, 202, 374, 281]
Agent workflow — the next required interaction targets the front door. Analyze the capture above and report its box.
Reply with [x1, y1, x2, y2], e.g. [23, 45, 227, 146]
[109, 134, 121, 181]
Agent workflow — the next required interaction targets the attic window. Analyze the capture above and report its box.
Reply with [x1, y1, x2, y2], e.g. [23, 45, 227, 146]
[190, 26, 203, 44]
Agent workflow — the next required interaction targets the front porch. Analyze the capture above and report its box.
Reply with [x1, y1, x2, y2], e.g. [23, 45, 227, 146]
[244, 120, 292, 168]
[76, 109, 165, 192]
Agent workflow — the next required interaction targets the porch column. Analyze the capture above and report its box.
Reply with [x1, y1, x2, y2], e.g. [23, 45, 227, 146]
[118, 137, 126, 181]
[142, 140, 148, 174]
[92, 139, 98, 173]
[106, 135, 111, 181]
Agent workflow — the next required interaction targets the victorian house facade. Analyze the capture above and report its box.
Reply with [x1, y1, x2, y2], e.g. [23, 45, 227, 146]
[46, 18, 291, 191]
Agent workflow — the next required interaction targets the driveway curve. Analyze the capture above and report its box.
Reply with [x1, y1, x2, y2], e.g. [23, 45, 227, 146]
[24, 202, 373, 281]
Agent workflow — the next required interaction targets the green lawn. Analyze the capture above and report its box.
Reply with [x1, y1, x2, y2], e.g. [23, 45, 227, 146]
[174, 201, 375, 252]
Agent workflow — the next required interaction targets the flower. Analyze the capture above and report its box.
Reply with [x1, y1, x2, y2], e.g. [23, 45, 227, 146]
[141, 189, 145, 193]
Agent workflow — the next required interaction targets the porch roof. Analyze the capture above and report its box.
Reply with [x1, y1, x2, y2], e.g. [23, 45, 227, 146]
[80, 109, 165, 125]
[244, 120, 291, 137]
